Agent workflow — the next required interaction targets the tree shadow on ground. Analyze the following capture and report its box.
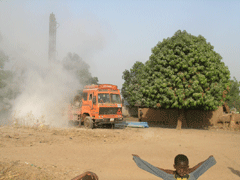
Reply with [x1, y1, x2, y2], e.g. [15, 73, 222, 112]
[147, 122, 209, 130]
[228, 167, 240, 177]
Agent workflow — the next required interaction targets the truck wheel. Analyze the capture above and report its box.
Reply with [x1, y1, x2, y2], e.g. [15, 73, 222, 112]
[79, 114, 86, 127]
[68, 120, 74, 126]
[84, 116, 93, 129]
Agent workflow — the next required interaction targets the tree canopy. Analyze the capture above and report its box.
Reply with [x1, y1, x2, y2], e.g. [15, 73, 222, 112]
[226, 77, 240, 112]
[122, 61, 144, 107]
[122, 30, 231, 111]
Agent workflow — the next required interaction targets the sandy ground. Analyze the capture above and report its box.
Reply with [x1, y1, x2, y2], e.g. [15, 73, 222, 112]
[0, 118, 240, 180]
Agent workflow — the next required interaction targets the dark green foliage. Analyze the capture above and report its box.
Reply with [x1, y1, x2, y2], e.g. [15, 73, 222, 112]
[62, 52, 99, 86]
[226, 77, 240, 112]
[122, 61, 144, 107]
[122, 30, 231, 110]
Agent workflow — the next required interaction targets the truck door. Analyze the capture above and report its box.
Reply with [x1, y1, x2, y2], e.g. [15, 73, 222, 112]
[88, 92, 98, 118]
[82, 92, 88, 106]
[92, 92, 97, 109]
[88, 92, 96, 110]
[88, 93, 93, 109]
[92, 92, 98, 118]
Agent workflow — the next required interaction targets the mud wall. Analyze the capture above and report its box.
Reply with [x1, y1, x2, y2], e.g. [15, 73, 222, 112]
[185, 106, 223, 128]
[138, 106, 224, 128]
[235, 114, 240, 122]
[138, 108, 178, 128]
[122, 106, 138, 117]
[219, 113, 240, 123]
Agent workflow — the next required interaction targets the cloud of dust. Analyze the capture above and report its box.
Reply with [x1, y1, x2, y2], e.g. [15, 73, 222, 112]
[0, 3, 107, 127]
[0, 36, 82, 127]
[11, 60, 81, 127]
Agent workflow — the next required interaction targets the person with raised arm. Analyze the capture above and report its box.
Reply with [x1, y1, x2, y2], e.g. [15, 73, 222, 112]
[132, 154, 216, 180]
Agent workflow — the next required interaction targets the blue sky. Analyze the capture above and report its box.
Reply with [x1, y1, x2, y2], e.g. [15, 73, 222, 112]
[0, 0, 239, 90]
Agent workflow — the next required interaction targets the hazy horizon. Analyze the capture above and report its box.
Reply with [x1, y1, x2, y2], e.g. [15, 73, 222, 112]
[0, 0, 239, 90]
[0, 0, 239, 125]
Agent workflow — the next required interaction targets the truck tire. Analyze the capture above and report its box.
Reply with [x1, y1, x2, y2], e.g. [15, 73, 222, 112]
[68, 120, 74, 126]
[84, 116, 93, 129]
[79, 114, 87, 127]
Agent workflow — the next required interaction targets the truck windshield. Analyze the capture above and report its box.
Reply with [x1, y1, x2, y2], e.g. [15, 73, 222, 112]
[110, 94, 121, 103]
[98, 93, 121, 103]
[98, 93, 110, 103]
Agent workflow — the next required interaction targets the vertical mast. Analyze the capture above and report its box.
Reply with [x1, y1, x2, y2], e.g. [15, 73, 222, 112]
[48, 13, 57, 62]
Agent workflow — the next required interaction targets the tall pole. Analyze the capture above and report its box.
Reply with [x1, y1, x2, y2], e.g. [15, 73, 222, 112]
[48, 13, 57, 62]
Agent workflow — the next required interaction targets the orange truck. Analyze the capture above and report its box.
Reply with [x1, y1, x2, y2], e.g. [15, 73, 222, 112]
[68, 84, 123, 128]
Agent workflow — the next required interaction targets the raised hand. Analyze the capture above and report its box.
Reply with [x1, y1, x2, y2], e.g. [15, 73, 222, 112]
[132, 154, 140, 158]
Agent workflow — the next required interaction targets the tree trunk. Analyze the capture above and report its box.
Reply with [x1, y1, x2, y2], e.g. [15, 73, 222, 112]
[176, 109, 186, 130]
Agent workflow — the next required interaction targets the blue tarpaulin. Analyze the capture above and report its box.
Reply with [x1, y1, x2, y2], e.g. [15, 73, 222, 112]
[115, 121, 149, 128]
[127, 122, 149, 128]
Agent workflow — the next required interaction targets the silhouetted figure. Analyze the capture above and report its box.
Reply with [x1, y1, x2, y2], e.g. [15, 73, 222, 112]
[139, 109, 143, 122]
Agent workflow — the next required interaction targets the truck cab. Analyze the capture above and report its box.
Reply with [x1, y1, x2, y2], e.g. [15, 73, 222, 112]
[68, 84, 123, 128]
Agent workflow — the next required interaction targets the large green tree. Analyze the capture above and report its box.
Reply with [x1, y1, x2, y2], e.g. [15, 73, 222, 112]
[122, 30, 231, 129]
[62, 52, 98, 86]
[226, 77, 240, 112]
[122, 61, 144, 107]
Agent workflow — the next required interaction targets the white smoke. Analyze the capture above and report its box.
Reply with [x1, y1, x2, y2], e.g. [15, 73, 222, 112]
[0, 2, 108, 127]
[11, 60, 81, 127]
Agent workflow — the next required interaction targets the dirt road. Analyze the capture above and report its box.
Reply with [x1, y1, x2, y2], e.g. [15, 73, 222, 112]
[0, 122, 240, 180]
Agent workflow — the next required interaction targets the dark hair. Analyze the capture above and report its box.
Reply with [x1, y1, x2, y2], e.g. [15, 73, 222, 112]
[174, 154, 189, 165]
[82, 175, 97, 180]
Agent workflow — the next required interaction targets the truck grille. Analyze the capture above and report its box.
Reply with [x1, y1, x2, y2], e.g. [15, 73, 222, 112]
[99, 107, 122, 115]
